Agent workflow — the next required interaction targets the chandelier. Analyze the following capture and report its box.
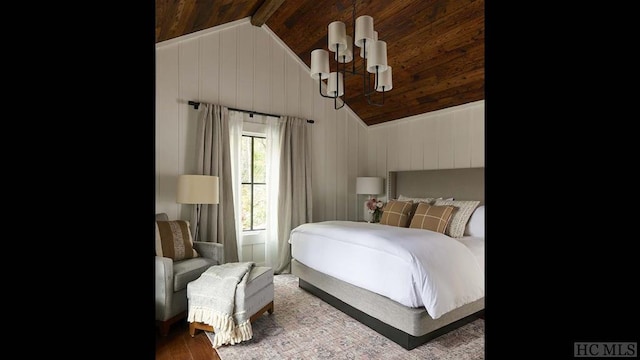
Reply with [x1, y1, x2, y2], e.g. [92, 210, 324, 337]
[309, 0, 393, 110]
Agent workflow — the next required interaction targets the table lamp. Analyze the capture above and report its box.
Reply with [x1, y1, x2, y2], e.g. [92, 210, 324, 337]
[356, 176, 384, 222]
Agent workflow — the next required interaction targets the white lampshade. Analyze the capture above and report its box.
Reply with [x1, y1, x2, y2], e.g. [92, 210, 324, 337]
[376, 66, 393, 92]
[335, 35, 353, 63]
[356, 177, 384, 195]
[310, 49, 330, 80]
[354, 15, 374, 48]
[328, 21, 347, 52]
[367, 40, 388, 74]
[360, 31, 377, 59]
[327, 72, 344, 97]
[177, 175, 219, 204]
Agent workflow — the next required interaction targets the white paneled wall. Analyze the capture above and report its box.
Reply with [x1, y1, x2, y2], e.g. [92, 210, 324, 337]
[365, 101, 485, 203]
[155, 18, 484, 263]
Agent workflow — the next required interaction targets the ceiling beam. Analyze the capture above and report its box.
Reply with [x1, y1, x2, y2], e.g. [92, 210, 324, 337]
[251, 0, 286, 27]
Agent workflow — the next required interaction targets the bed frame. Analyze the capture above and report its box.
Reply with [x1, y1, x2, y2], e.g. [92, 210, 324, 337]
[292, 167, 485, 350]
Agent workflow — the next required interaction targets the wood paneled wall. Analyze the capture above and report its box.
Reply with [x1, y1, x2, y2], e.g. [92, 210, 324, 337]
[364, 101, 485, 201]
[155, 17, 484, 230]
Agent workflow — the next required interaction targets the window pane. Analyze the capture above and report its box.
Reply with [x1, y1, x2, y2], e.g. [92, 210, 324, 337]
[241, 184, 252, 230]
[252, 184, 267, 229]
[253, 137, 266, 183]
[241, 136, 251, 183]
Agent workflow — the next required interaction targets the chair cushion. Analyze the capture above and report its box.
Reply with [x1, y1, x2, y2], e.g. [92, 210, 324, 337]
[173, 257, 219, 292]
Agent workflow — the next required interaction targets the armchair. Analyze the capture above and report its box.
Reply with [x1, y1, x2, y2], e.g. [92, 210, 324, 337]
[155, 213, 224, 336]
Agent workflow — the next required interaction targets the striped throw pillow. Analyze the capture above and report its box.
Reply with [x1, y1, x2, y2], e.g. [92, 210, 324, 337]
[433, 199, 481, 238]
[379, 200, 413, 227]
[409, 203, 455, 234]
[155, 220, 199, 261]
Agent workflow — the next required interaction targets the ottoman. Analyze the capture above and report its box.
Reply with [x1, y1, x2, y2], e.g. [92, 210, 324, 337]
[188, 265, 274, 337]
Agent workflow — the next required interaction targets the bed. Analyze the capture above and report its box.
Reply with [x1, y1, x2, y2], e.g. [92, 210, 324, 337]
[289, 167, 485, 350]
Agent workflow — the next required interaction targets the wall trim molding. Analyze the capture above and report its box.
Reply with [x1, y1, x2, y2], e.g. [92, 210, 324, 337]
[368, 100, 485, 129]
[156, 17, 252, 49]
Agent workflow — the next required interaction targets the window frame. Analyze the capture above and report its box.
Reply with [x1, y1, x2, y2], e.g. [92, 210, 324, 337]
[241, 133, 267, 232]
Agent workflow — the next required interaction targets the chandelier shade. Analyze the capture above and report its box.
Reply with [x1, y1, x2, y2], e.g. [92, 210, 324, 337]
[354, 15, 374, 47]
[310, 49, 330, 80]
[360, 31, 377, 59]
[366, 41, 388, 74]
[336, 35, 354, 63]
[376, 66, 393, 92]
[327, 72, 344, 97]
[328, 21, 347, 52]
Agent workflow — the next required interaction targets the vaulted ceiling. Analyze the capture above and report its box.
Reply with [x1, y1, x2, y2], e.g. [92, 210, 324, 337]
[156, 0, 484, 126]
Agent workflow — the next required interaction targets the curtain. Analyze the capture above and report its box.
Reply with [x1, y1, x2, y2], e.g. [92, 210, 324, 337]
[195, 103, 239, 263]
[227, 110, 244, 260]
[268, 116, 313, 274]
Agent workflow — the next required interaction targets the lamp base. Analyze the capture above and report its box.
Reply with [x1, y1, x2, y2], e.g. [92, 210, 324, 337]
[363, 200, 373, 223]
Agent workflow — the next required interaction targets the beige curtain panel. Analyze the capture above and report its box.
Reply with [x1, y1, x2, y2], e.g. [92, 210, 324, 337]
[195, 103, 239, 263]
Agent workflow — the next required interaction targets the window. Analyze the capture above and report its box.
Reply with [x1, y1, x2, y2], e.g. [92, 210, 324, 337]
[241, 134, 267, 231]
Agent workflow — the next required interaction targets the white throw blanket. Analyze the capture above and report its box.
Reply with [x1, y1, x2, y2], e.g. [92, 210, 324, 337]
[187, 262, 255, 348]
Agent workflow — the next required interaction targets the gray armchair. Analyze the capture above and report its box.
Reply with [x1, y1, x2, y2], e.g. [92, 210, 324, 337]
[155, 213, 224, 336]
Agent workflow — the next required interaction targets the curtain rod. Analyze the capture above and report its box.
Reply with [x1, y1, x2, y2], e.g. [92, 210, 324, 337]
[188, 101, 315, 124]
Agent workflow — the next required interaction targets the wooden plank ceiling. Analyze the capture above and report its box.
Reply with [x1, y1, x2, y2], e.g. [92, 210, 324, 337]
[156, 0, 484, 126]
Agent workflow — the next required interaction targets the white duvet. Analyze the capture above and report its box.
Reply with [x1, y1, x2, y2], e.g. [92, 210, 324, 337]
[289, 221, 484, 319]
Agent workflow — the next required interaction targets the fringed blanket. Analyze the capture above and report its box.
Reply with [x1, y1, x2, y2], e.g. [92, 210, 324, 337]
[187, 261, 255, 348]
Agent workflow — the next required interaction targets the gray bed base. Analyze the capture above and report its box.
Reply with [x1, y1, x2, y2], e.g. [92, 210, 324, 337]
[291, 259, 484, 350]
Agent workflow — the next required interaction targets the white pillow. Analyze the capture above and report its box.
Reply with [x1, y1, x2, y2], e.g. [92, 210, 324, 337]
[464, 205, 484, 237]
[397, 195, 454, 203]
[397, 194, 436, 203]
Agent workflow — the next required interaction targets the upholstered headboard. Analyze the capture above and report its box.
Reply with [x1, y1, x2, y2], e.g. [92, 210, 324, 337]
[387, 168, 484, 205]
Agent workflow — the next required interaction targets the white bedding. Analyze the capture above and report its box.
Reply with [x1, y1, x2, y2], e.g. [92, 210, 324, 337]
[455, 236, 484, 270]
[289, 221, 484, 319]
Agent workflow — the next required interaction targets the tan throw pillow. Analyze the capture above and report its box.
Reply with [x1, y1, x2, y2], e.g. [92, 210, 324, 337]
[433, 199, 481, 238]
[409, 203, 455, 234]
[397, 195, 436, 223]
[379, 200, 413, 227]
[155, 220, 199, 261]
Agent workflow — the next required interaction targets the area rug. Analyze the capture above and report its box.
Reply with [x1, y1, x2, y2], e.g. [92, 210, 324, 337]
[207, 274, 484, 359]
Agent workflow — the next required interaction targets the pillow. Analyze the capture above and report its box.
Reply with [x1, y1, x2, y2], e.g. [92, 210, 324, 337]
[433, 199, 481, 238]
[409, 203, 455, 234]
[464, 205, 485, 237]
[397, 195, 455, 203]
[379, 200, 413, 227]
[397, 195, 437, 204]
[156, 213, 169, 221]
[397, 195, 436, 224]
[155, 220, 199, 261]
[396, 195, 455, 224]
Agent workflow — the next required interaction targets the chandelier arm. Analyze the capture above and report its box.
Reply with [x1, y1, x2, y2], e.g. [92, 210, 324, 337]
[362, 39, 368, 94]
[336, 52, 346, 109]
[334, 95, 346, 110]
[366, 65, 384, 106]
[352, 0, 356, 75]
[366, 88, 385, 106]
[318, 76, 336, 99]
[364, 65, 380, 97]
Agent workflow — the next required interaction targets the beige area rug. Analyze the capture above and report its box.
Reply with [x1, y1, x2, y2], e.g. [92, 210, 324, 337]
[207, 274, 484, 359]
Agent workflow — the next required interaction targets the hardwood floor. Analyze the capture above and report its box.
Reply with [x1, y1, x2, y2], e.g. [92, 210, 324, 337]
[156, 319, 221, 360]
